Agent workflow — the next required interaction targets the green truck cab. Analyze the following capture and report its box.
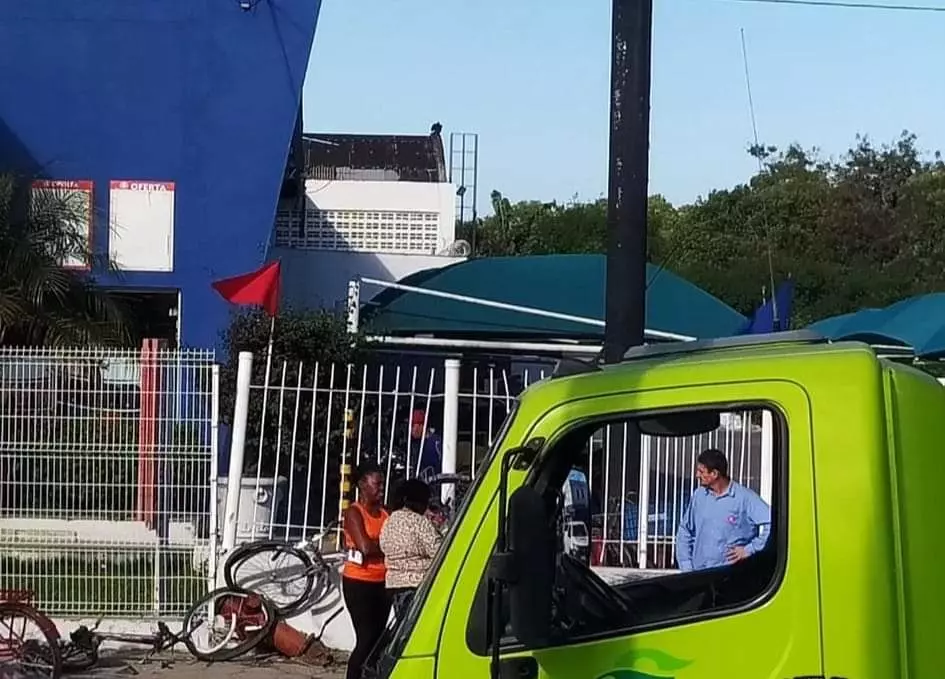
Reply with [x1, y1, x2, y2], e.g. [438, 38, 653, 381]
[368, 332, 945, 679]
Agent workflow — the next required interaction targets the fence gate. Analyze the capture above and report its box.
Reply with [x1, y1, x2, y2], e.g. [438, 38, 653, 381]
[0, 344, 219, 617]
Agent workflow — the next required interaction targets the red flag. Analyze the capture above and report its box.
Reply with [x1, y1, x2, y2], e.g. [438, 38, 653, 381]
[211, 260, 281, 317]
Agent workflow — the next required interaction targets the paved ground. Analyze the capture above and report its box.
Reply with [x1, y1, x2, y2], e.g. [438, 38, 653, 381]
[84, 649, 347, 679]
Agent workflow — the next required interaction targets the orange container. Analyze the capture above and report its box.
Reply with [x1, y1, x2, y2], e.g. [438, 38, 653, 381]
[270, 621, 312, 658]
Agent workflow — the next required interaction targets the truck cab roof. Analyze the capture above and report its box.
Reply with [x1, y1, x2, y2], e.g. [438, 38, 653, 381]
[529, 331, 913, 410]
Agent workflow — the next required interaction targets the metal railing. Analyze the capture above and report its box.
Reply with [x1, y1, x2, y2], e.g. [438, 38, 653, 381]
[224, 354, 772, 572]
[588, 411, 769, 569]
[0, 345, 772, 618]
[232, 357, 448, 542]
[0, 344, 219, 617]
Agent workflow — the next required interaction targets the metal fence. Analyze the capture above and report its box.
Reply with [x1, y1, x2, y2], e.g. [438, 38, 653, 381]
[231, 357, 448, 542]
[587, 411, 768, 569]
[0, 343, 219, 617]
[228, 354, 772, 572]
[0, 344, 772, 618]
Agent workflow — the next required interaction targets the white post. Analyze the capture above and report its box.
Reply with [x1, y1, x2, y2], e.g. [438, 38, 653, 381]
[207, 364, 220, 592]
[441, 358, 461, 504]
[346, 280, 361, 334]
[222, 351, 253, 553]
[636, 435, 652, 569]
[760, 410, 774, 505]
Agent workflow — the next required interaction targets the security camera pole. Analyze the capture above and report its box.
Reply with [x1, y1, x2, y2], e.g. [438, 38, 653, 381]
[603, 0, 654, 364]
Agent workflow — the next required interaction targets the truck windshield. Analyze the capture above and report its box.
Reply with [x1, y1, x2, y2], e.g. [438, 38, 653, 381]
[370, 401, 521, 677]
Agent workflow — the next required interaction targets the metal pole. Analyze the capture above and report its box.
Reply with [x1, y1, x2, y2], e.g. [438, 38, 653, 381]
[340, 408, 355, 518]
[635, 435, 652, 568]
[357, 277, 693, 341]
[460, 134, 467, 226]
[361, 276, 605, 328]
[441, 358, 461, 504]
[603, 0, 654, 363]
[365, 335, 609, 355]
[760, 410, 774, 505]
[207, 364, 220, 591]
[221, 351, 253, 553]
[471, 134, 479, 255]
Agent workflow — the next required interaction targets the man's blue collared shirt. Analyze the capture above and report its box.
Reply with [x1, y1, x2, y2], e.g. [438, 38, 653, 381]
[675, 481, 770, 571]
[417, 433, 442, 482]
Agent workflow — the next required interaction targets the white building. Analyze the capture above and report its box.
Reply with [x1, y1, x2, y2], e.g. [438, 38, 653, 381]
[271, 125, 468, 310]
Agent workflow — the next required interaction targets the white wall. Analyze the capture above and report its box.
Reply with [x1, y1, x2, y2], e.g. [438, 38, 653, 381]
[306, 179, 455, 249]
[274, 180, 457, 256]
[274, 247, 465, 311]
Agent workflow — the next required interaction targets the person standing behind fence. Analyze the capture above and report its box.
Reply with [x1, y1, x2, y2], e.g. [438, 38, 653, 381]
[676, 448, 771, 572]
[342, 462, 390, 679]
[411, 409, 442, 483]
[380, 479, 442, 619]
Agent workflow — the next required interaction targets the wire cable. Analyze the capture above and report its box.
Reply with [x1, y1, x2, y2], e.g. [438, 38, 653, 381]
[717, 0, 945, 13]
[740, 28, 782, 328]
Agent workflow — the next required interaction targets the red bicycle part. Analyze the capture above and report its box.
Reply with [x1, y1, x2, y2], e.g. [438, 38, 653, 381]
[0, 601, 63, 679]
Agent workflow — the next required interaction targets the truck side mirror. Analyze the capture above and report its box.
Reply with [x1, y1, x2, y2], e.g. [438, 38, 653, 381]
[488, 445, 550, 679]
[505, 486, 554, 647]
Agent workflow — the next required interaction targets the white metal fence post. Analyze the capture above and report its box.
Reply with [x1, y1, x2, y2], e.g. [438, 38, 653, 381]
[760, 410, 774, 505]
[636, 435, 652, 568]
[441, 358, 461, 503]
[207, 364, 221, 591]
[222, 351, 253, 553]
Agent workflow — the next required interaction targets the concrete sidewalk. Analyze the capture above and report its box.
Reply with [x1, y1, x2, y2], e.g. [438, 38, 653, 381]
[83, 650, 346, 679]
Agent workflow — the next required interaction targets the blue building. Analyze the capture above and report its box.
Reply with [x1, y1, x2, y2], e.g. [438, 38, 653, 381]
[0, 0, 321, 349]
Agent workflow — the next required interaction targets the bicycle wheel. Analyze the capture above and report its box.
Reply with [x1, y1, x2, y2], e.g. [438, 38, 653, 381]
[0, 601, 62, 679]
[224, 541, 317, 617]
[182, 588, 276, 662]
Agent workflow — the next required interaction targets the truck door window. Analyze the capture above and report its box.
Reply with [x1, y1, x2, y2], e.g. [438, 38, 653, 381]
[467, 404, 784, 651]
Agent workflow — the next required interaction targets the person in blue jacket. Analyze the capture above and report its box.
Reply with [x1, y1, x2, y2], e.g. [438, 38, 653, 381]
[411, 409, 442, 483]
[676, 448, 770, 572]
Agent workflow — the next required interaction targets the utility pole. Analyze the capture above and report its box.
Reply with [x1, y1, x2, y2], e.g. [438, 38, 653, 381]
[603, 0, 654, 364]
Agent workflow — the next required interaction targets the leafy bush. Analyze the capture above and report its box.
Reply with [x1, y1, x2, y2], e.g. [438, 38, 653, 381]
[0, 173, 129, 346]
[219, 306, 366, 472]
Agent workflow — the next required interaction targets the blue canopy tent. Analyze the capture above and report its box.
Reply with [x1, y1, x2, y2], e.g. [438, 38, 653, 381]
[807, 293, 945, 360]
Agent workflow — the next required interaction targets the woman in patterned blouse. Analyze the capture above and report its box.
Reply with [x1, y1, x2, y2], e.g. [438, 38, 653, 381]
[379, 478, 443, 617]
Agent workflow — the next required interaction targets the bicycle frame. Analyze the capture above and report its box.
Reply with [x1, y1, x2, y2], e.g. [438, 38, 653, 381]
[69, 621, 185, 657]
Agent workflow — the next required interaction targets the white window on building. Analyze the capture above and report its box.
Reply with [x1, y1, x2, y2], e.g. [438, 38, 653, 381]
[274, 207, 441, 254]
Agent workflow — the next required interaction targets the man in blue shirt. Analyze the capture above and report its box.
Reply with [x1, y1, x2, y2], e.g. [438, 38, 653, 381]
[411, 409, 442, 483]
[676, 448, 771, 572]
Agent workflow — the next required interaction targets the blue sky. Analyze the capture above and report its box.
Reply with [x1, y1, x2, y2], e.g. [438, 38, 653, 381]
[302, 0, 945, 208]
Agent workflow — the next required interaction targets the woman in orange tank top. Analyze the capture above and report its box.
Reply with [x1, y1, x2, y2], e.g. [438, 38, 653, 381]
[342, 462, 389, 679]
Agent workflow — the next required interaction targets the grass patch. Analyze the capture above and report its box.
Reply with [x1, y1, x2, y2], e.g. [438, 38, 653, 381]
[0, 547, 207, 617]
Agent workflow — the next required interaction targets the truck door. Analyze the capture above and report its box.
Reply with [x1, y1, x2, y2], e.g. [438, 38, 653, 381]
[436, 381, 822, 679]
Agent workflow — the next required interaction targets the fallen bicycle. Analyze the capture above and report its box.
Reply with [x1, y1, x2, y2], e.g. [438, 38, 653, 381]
[0, 587, 279, 678]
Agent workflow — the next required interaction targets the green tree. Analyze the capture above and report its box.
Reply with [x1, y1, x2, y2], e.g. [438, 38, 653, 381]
[469, 131, 945, 328]
[0, 173, 129, 346]
[219, 307, 366, 470]
[667, 132, 945, 325]
[467, 190, 676, 262]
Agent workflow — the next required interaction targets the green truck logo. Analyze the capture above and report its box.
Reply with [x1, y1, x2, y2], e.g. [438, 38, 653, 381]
[596, 649, 692, 679]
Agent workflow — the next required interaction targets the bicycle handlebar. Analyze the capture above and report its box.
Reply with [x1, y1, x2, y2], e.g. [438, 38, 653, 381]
[295, 521, 340, 550]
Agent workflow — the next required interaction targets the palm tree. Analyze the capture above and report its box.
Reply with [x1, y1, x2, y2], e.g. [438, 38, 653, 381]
[0, 172, 130, 346]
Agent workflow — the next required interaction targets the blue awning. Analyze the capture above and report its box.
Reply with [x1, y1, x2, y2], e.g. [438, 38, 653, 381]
[807, 293, 945, 359]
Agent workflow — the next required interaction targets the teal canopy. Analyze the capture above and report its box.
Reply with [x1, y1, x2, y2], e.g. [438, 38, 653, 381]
[363, 255, 746, 341]
[807, 293, 945, 359]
